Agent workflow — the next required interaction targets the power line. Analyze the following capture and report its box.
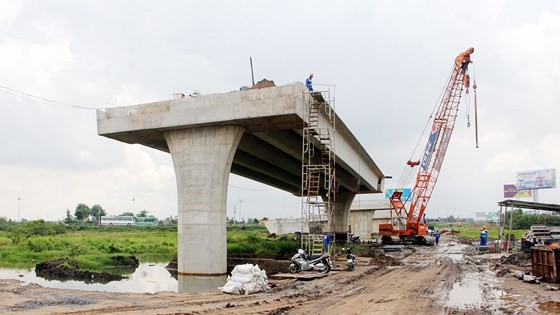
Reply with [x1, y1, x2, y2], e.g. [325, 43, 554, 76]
[0, 84, 99, 110]
[228, 183, 274, 191]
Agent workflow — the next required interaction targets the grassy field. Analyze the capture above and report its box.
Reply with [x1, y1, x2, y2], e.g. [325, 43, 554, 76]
[0, 228, 177, 270]
[433, 223, 526, 241]
[0, 223, 298, 272]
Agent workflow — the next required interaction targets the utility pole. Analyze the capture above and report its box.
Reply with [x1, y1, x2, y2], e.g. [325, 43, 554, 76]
[238, 200, 243, 224]
[132, 197, 135, 214]
[17, 197, 21, 222]
[250, 57, 255, 86]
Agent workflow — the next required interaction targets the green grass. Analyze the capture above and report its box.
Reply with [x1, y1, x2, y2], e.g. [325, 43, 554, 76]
[0, 224, 298, 273]
[433, 223, 526, 241]
[226, 226, 299, 257]
[0, 229, 178, 271]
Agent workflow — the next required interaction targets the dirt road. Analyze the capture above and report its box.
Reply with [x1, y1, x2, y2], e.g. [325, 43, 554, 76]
[1, 236, 559, 314]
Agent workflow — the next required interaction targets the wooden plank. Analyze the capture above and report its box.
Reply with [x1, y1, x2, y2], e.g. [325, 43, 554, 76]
[269, 273, 330, 281]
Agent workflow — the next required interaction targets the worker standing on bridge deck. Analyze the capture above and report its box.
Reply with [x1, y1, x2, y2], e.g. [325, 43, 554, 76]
[306, 73, 314, 91]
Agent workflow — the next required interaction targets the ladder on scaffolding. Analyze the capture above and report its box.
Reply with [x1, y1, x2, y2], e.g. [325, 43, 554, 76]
[301, 88, 336, 257]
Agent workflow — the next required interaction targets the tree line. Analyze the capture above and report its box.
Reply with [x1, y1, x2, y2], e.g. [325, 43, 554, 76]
[64, 203, 153, 224]
[505, 209, 560, 230]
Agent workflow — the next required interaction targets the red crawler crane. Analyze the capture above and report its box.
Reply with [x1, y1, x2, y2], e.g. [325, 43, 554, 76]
[379, 48, 476, 244]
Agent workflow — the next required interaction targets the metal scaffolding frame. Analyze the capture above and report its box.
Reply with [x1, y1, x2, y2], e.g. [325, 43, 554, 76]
[301, 87, 336, 256]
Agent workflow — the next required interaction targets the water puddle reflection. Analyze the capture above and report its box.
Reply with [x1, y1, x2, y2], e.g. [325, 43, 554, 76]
[0, 263, 227, 294]
[177, 274, 228, 293]
[446, 275, 483, 307]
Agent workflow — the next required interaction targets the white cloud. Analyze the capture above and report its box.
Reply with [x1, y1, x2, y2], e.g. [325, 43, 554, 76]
[484, 151, 533, 173]
[0, 0, 22, 24]
[1, 1, 560, 222]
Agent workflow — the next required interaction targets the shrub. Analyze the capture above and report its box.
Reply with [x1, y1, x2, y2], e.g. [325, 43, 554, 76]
[8, 220, 66, 244]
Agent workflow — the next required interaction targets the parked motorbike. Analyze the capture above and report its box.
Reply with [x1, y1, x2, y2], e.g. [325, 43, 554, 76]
[344, 247, 356, 271]
[289, 249, 331, 274]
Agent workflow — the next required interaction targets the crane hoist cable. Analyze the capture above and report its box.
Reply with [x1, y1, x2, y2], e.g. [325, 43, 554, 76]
[472, 63, 479, 148]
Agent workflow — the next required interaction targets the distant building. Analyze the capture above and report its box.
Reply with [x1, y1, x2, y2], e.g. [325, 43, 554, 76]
[264, 217, 309, 235]
[262, 199, 395, 239]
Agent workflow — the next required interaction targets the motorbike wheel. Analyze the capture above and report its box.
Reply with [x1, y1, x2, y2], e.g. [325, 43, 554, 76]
[319, 261, 331, 274]
[289, 264, 299, 274]
[348, 264, 355, 271]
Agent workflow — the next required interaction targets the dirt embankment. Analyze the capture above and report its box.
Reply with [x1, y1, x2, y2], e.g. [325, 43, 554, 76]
[35, 255, 139, 284]
[1, 235, 559, 314]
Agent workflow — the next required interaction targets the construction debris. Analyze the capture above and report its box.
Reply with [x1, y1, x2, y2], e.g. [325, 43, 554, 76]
[249, 79, 276, 90]
[220, 264, 270, 295]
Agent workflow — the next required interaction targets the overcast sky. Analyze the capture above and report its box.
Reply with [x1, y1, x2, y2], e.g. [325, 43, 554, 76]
[1, 0, 559, 222]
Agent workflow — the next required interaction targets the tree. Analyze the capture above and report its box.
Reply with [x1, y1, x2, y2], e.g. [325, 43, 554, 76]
[120, 211, 134, 216]
[137, 209, 149, 217]
[90, 204, 106, 222]
[74, 203, 91, 221]
[64, 209, 74, 223]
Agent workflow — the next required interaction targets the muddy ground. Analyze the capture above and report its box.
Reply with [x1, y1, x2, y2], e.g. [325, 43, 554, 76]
[1, 234, 559, 315]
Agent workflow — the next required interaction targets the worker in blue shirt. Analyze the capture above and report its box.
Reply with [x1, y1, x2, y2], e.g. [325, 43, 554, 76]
[480, 226, 488, 246]
[306, 73, 314, 91]
[434, 230, 441, 246]
[323, 232, 332, 253]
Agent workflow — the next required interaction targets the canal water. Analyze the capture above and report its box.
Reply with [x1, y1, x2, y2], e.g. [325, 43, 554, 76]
[0, 263, 227, 294]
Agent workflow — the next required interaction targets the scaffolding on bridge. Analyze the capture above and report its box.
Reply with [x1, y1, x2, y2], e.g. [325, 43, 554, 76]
[301, 86, 336, 257]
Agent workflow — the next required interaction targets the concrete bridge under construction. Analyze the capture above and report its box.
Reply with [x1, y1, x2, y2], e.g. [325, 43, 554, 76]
[96, 82, 385, 276]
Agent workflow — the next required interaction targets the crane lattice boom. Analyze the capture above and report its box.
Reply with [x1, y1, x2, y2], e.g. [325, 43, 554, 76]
[380, 47, 475, 240]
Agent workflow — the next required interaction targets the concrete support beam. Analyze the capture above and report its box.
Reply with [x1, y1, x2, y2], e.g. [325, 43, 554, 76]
[164, 126, 245, 275]
[332, 192, 356, 233]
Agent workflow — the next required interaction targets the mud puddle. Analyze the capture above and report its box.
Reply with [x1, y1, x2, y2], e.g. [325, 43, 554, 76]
[0, 263, 179, 293]
[439, 242, 505, 311]
[498, 291, 527, 313]
[438, 241, 465, 262]
[446, 272, 498, 308]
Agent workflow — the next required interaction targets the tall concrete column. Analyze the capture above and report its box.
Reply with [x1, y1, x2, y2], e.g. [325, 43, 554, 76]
[332, 192, 356, 234]
[164, 126, 245, 275]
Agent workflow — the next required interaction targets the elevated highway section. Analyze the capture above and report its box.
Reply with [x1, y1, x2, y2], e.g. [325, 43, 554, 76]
[97, 83, 385, 275]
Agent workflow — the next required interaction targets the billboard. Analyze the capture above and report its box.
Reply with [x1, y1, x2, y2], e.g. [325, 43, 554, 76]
[516, 169, 556, 190]
[421, 123, 439, 171]
[503, 184, 533, 198]
[385, 188, 412, 201]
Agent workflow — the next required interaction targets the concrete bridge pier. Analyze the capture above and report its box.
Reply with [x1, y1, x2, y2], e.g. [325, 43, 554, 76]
[164, 126, 245, 275]
[332, 192, 356, 237]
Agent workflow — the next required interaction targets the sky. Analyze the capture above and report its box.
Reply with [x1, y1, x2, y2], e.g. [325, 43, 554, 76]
[0, 0, 559, 222]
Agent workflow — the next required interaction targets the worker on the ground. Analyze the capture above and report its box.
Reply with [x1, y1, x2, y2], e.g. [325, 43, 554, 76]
[480, 226, 488, 246]
[434, 230, 441, 246]
[323, 232, 332, 253]
[306, 73, 314, 91]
